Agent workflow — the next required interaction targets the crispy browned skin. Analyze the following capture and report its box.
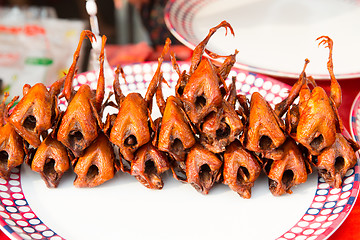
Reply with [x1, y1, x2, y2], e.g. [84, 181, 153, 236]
[199, 77, 243, 153]
[293, 37, 342, 155]
[131, 142, 169, 189]
[275, 59, 309, 118]
[169, 21, 239, 156]
[236, 94, 250, 123]
[8, 78, 64, 147]
[0, 123, 25, 179]
[313, 133, 359, 188]
[208, 50, 239, 82]
[155, 77, 196, 181]
[31, 135, 70, 188]
[57, 31, 105, 157]
[157, 96, 196, 161]
[242, 92, 286, 152]
[188, 21, 234, 76]
[200, 100, 243, 153]
[172, 55, 189, 98]
[73, 132, 115, 187]
[186, 143, 222, 194]
[263, 138, 310, 196]
[286, 104, 300, 136]
[223, 140, 262, 199]
[57, 84, 102, 157]
[0, 93, 24, 179]
[175, 21, 235, 125]
[109, 39, 171, 162]
[4, 25, 358, 195]
[296, 85, 338, 155]
[181, 58, 223, 124]
[110, 93, 151, 161]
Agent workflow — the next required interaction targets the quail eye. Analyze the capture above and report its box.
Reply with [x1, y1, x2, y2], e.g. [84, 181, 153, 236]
[70, 131, 84, 141]
[144, 160, 157, 176]
[216, 121, 230, 139]
[23, 115, 36, 131]
[334, 156, 345, 172]
[42, 159, 61, 187]
[124, 135, 137, 147]
[195, 95, 206, 110]
[69, 130, 84, 149]
[199, 164, 211, 185]
[237, 166, 250, 184]
[86, 165, 99, 180]
[310, 134, 324, 151]
[171, 138, 184, 155]
[282, 170, 294, 188]
[0, 151, 9, 167]
[259, 135, 273, 150]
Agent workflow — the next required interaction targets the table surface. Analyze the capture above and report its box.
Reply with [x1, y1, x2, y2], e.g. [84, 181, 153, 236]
[0, 44, 359, 240]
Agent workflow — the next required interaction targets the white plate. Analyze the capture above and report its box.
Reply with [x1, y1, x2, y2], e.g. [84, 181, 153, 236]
[0, 62, 358, 240]
[350, 91, 360, 144]
[165, 0, 360, 79]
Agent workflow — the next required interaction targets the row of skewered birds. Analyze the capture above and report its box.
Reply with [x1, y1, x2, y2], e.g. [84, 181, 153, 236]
[0, 21, 358, 198]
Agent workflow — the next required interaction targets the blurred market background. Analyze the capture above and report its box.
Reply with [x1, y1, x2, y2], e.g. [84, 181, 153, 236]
[0, 0, 190, 97]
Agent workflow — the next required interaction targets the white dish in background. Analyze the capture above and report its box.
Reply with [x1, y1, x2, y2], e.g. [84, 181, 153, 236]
[350, 91, 360, 144]
[165, 0, 360, 79]
[0, 62, 358, 240]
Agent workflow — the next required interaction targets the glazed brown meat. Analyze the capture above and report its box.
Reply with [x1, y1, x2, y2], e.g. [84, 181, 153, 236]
[188, 21, 234, 76]
[57, 31, 105, 157]
[200, 99, 243, 153]
[242, 92, 286, 152]
[155, 76, 196, 181]
[181, 58, 224, 124]
[7, 77, 64, 148]
[156, 95, 196, 162]
[1, 24, 358, 196]
[293, 37, 342, 155]
[186, 143, 223, 194]
[295, 85, 339, 155]
[73, 132, 115, 187]
[109, 39, 171, 162]
[263, 138, 311, 196]
[131, 142, 169, 189]
[31, 135, 70, 188]
[178, 21, 236, 125]
[312, 133, 359, 188]
[0, 93, 24, 179]
[275, 59, 309, 119]
[223, 140, 262, 199]
[199, 77, 243, 153]
[109, 92, 152, 161]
